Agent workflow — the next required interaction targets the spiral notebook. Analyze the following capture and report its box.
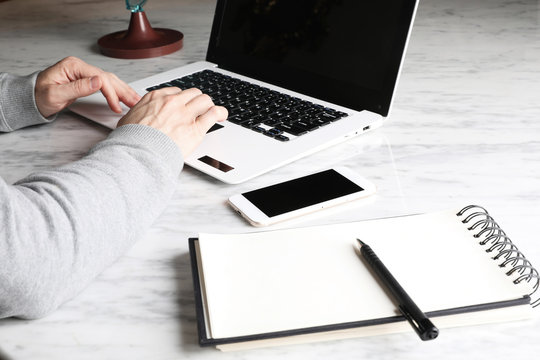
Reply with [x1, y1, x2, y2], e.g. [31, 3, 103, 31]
[189, 206, 539, 351]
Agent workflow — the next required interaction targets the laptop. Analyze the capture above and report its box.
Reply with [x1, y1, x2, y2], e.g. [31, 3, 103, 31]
[70, 0, 419, 184]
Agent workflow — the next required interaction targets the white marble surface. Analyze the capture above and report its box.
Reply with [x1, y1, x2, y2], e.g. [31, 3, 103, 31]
[1, 0, 540, 359]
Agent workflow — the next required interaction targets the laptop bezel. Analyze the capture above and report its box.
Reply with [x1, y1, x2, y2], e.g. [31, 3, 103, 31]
[205, 0, 418, 117]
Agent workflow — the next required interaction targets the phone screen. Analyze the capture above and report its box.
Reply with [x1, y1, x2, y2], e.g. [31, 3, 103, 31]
[242, 169, 364, 218]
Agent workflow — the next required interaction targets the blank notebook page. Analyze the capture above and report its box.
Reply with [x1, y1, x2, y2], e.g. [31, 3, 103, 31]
[197, 209, 527, 339]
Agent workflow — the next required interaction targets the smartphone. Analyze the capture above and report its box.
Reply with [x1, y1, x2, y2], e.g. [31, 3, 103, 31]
[228, 167, 376, 227]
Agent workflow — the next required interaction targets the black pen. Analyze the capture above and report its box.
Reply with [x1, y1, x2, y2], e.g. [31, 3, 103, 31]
[356, 239, 439, 341]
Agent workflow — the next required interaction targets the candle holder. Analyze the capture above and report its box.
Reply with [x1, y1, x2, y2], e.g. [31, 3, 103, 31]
[97, 0, 183, 59]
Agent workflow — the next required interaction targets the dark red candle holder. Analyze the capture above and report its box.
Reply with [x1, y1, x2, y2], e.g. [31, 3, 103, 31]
[98, 11, 183, 59]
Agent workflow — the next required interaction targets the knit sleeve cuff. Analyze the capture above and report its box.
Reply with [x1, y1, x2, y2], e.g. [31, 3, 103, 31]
[0, 71, 56, 132]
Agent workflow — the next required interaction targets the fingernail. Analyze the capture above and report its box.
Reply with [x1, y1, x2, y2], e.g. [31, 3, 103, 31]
[90, 76, 100, 90]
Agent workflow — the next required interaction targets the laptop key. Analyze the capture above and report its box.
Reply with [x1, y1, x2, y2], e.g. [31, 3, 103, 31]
[319, 112, 340, 121]
[276, 123, 308, 136]
[297, 121, 319, 131]
[267, 128, 283, 136]
[227, 115, 243, 124]
[263, 119, 282, 127]
[251, 126, 266, 133]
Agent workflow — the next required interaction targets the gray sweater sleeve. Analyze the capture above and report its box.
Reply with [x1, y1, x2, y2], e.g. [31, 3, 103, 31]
[0, 73, 184, 319]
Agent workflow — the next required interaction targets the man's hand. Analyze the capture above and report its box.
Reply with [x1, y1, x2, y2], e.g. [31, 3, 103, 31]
[35, 56, 141, 118]
[118, 87, 228, 158]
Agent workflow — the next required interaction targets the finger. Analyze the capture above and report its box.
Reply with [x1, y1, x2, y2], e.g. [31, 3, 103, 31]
[150, 86, 183, 96]
[135, 87, 181, 108]
[98, 73, 147, 113]
[196, 106, 229, 132]
[108, 75, 141, 107]
[175, 87, 203, 104]
[65, 58, 140, 111]
[98, 78, 123, 113]
[130, 86, 181, 109]
[101, 72, 140, 105]
[54, 76, 101, 103]
[185, 93, 215, 117]
[119, 87, 141, 108]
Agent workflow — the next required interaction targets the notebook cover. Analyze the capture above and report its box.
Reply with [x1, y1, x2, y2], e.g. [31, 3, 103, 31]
[188, 237, 530, 347]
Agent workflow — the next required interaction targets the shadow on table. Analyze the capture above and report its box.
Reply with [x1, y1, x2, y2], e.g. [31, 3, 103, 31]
[0, 348, 13, 360]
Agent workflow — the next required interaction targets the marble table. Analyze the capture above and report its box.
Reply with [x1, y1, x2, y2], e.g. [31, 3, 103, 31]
[1, 0, 539, 359]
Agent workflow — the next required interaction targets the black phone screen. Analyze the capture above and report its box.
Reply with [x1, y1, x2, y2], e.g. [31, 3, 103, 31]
[242, 169, 363, 218]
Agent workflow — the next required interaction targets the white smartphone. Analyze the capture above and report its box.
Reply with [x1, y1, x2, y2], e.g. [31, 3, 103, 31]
[228, 167, 376, 227]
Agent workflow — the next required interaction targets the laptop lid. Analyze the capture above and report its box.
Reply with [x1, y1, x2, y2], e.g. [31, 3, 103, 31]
[206, 0, 417, 116]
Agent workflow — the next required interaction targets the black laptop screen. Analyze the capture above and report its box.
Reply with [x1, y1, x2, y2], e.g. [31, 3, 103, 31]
[206, 0, 416, 116]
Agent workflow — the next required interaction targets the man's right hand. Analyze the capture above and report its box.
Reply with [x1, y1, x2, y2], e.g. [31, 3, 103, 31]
[35, 56, 141, 118]
[117, 87, 228, 158]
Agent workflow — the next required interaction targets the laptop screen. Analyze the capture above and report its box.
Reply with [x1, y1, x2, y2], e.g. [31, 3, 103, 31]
[206, 0, 417, 116]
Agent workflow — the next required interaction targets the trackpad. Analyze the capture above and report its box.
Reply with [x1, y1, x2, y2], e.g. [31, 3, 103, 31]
[206, 123, 224, 133]
[198, 155, 234, 172]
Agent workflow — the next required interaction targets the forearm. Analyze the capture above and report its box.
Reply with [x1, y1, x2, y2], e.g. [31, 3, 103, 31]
[0, 71, 55, 132]
[0, 124, 183, 319]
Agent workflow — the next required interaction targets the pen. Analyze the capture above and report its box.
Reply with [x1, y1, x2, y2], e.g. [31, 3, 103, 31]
[356, 239, 439, 341]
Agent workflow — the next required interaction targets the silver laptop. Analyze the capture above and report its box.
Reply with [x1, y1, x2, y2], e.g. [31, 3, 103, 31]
[70, 0, 418, 184]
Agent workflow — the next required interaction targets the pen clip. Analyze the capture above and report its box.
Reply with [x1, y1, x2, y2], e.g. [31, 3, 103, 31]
[398, 305, 439, 341]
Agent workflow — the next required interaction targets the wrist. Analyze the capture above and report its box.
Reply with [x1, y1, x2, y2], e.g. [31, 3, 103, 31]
[102, 124, 184, 176]
[0, 71, 56, 132]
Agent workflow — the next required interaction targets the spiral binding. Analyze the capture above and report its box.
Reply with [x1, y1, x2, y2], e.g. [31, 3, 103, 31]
[456, 205, 539, 308]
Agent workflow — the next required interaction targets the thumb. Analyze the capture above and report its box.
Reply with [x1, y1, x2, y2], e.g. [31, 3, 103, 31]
[58, 76, 101, 102]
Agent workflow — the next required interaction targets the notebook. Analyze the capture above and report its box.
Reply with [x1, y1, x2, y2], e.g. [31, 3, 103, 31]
[189, 205, 538, 351]
[69, 0, 419, 184]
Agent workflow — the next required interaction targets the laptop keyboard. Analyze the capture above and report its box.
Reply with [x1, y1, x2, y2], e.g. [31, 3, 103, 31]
[146, 69, 349, 141]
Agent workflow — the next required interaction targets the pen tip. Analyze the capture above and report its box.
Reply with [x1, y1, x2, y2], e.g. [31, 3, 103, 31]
[356, 238, 365, 246]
